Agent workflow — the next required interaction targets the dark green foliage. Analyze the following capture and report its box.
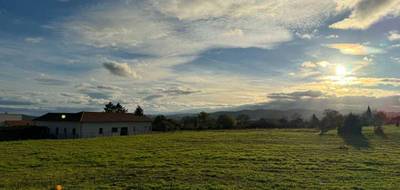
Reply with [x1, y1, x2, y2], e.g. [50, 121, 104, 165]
[361, 106, 373, 126]
[338, 113, 362, 135]
[309, 114, 319, 128]
[152, 115, 180, 131]
[320, 109, 343, 134]
[216, 114, 236, 129]
[134, 105, 144, 116]
[103, 102, 115, 112]
[236, 114, 250, 128]
[103, 102, 128, 113]
[181, 116, 198, 130]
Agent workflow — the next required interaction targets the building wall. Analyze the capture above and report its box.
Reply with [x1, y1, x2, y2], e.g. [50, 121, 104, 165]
[0, 114, 23, 127]
[34, 121, 152, 138]
[81, 122, 152, 138]
[34, 121, 81, 138]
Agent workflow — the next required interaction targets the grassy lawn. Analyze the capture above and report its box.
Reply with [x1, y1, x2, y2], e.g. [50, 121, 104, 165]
[1, 126, 400, 190]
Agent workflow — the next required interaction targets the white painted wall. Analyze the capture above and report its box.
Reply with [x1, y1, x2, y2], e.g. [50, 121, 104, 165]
[81, 122, 151, 138]
[34, 121, 81, 138]
[34, 121, 152, 138]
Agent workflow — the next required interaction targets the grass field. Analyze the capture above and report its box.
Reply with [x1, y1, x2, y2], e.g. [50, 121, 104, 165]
[1, 126, 400, 190]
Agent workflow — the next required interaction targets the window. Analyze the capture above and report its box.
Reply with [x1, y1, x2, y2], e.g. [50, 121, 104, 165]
[99, 128, 103, 134]
[55, 128, 59, 135]
[112, 128, 118, 133]
[72, 128, 76, 136]
[64, 128, 67, 136]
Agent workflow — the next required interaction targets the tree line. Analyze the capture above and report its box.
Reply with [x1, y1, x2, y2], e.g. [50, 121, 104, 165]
[152, 106, 389, 136]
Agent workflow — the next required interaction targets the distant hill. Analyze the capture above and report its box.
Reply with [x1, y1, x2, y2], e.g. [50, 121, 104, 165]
[167, 109, 322, 121]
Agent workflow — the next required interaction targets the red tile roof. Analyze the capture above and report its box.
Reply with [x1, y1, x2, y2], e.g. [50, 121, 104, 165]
[4, 120, 33, 127]
[34, 112, 152, 123]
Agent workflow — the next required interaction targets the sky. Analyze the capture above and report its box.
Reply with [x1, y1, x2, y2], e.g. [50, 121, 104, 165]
[0, 0, 400, 115]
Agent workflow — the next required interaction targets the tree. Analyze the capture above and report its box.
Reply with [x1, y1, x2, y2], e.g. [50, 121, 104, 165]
[338, 113, 362, 135]
[309, 114, 320, 128]
[320, 109, 343, 134]
[216, 114, 236, 129]
[152, 115, 180, 131]
[134, 106, 144, 116]
[361, 106, 373, 126]
[236, 114, 250, 128]
[104, 102, 115, 112]
[372, 111, 386, 127]
[114, 103, 128, 113]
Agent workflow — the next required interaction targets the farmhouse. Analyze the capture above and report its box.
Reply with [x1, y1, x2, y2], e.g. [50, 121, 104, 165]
[34, 112, 152, 138]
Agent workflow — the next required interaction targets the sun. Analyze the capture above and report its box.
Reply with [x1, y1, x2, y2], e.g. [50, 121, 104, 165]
[335, 65, 346, 76]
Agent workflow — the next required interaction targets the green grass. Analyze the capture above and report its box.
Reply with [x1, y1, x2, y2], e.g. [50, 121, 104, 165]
[1, 126, 400, 190]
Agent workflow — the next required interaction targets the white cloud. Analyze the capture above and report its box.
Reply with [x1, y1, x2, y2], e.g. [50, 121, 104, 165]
[388, 30, 400, 41]
[61, 0, 337, 58]
[330, 0, 400, 30]
[326, 34, 339, 39]
[25, 37, 43, 43]
[326, 43, 384, 55]
[102, 61, 138, 78]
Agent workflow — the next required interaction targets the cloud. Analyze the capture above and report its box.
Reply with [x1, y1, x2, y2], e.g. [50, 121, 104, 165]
[61, 0, 336, 58]
[325, 34, 339, 39]
[388, 30, 400, 41]
[34, 74, 69, 85]
[143, 87, 201, 101]
[268, 90, 325, 100]
[326, 43, 383, 55]
[251, 93, 400, 112]
[0, 97, 36, 106]
[330, 0, 400, 30]
[24, 37, 43, 43]
[102, 61, 138, 78]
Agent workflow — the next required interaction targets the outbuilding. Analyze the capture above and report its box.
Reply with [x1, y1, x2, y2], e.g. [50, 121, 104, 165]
[34, 112, 152, 138]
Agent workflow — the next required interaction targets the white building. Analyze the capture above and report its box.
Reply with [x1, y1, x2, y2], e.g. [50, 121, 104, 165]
[34, 112, 152, 138]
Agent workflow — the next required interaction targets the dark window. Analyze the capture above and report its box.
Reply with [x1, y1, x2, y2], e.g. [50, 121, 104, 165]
[64, 128, 67, 136]
[99, 128, 103, 134]
[112, 128, 118, 133]
[55, 128, 59, 135]
[72, 128, 76, 136]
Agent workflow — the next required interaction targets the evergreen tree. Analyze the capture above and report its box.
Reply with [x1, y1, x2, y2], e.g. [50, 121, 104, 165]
[362, 106, 373, 126]
[134, 105, 144, 116]
[309, 114, 320, 128]
[104, 102, 115, 112]
[115, 102, 128, 113]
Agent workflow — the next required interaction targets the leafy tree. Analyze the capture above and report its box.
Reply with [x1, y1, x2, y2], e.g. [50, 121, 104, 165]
[289, 113, 304, 128]
[236, 114, 250, 128]
[181, 116, 198, 130]
[372, 111, 386, 127]
[309, 114, 320, 128]
[134, 105, 144, 116]
[152, 115, 180, 131]
[104, 102, 128, 113]
[320, 109, 343, 134]
[217, 114, 236, 129]
[338, 113, 362, 135]
[197, 112, 209, 130]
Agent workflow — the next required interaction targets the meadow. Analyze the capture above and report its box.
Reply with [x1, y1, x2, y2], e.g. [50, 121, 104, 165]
[1, 126, 400, 190]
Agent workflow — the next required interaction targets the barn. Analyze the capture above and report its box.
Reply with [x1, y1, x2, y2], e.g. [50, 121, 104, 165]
[34, 112, 152, 138]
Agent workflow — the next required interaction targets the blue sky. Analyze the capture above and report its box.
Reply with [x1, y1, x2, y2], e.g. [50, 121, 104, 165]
[0, 0, 400, 115]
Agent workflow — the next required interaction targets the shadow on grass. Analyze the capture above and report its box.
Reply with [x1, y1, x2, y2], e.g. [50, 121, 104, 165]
[339, 134, 370, 149]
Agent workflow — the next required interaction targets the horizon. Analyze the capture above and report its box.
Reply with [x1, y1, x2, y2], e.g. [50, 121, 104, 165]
[1, 0, 400, 115]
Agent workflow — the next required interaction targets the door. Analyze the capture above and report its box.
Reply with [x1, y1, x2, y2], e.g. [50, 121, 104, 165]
[120, 127, 128, 136]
